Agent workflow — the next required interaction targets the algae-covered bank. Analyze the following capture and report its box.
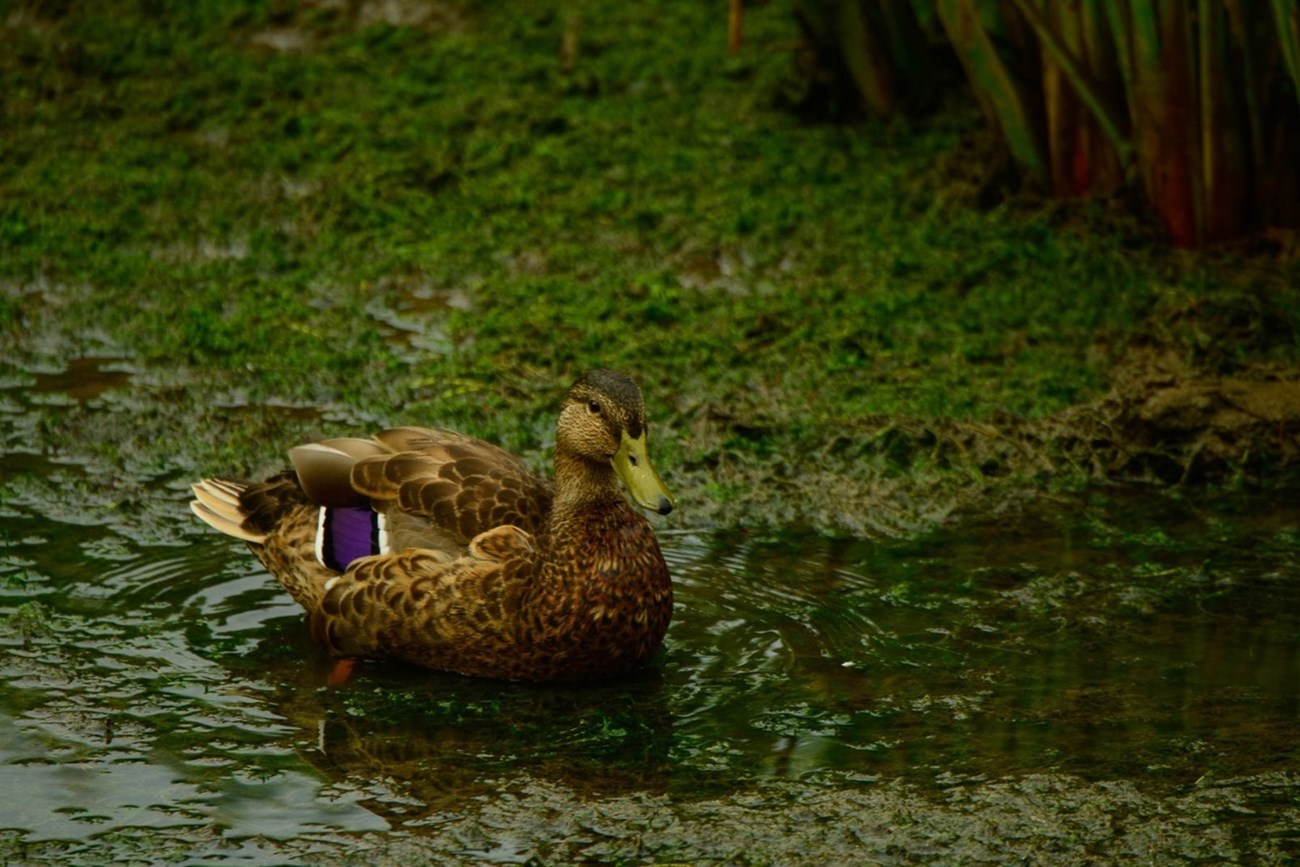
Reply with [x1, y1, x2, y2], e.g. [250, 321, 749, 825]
[3, 1, 1299, 863]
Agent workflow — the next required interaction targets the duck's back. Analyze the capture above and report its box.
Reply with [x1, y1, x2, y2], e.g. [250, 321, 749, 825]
[195, 427, 554, 611]
[293, 426, 555, 549]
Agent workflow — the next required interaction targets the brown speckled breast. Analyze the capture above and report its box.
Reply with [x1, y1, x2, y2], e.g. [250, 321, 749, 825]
[287, 498, 671, 681]
[507, 500, 673, 680]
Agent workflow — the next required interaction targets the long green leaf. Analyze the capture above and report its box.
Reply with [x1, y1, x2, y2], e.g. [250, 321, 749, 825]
[1078, 0, 1128, 191]
[1008, 0, 1132, 168]
[1199, 0, 1247, 241]
[877, 0, 931, 87]
[1161, 1, 1203, 246]
[935, 0, 1048, 182]
[1102, 0, 1136, 128]
[1106, 2, 1201, 246]
[1265, 0, 1300, 226]
[1273, 0, 1300, 108]
[1225, 0, 1268, 191]
[837, 0, 896, 116]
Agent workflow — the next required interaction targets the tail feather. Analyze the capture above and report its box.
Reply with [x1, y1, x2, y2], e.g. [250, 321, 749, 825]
[191, 479, 265, 544]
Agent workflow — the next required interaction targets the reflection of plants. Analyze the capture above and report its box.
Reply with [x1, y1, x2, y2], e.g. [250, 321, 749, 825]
[0, 491, 25, 587]
[3, 600, 54, 638]
[342, 688, 504, 725]
[0, 551, 39, 590]
[1124, 528, 1173, 548]
[588, 710, 630, 741]
[882, 581, 913, 605]
[0, 572, 27, 590]
[879, 580, 944, 610]
[754, 703, 852, 738]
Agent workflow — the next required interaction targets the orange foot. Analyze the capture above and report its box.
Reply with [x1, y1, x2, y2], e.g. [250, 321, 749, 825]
[326, 658, 358, 686]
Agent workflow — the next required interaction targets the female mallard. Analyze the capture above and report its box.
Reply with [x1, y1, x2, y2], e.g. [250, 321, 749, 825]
[190, 370, 674, 681]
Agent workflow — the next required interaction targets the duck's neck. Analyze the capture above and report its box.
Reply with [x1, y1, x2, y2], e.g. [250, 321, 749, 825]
[550, 450, 626, 522]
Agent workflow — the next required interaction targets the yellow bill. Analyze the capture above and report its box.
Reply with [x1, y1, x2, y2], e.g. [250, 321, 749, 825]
[612, 430, 674, 516]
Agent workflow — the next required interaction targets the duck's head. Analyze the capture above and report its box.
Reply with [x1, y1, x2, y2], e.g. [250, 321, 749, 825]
[557, 369, 674, 516]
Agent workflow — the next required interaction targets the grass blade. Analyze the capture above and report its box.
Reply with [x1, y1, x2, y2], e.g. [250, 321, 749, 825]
[837, 0, 898, 116]
[935, 0, 1048, 183]
[1272, 0, 1300, 104]
[1010, 0, 1132, 172]
[1199, 0, 1247, 241]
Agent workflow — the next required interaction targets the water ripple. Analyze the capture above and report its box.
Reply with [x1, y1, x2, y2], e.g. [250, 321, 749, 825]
[2, 468, 1298, 845]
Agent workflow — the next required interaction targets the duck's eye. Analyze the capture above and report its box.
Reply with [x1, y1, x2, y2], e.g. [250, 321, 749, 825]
[588, 400, 602, 414]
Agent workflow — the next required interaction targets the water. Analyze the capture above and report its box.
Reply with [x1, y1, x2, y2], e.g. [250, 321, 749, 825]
[2, 362, 1299, 863]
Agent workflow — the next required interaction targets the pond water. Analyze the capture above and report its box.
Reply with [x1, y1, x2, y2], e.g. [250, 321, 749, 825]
[1, 364, 1298, 863]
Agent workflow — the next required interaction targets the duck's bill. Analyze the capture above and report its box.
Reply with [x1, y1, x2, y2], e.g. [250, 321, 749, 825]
[613, 431, 674, 516]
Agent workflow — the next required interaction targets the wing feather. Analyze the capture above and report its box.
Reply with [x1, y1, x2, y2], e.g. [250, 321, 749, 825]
[309, 542, 538, 674]
[283, 426, 553, 552]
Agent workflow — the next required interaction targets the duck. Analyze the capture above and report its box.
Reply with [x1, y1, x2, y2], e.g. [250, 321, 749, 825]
[190, 369, 675, 681]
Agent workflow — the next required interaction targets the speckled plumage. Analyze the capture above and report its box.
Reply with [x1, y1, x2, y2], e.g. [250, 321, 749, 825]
[190, 370, 674, 681]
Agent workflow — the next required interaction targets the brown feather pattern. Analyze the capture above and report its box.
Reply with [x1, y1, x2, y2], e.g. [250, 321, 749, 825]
[189, 370, 674, 681]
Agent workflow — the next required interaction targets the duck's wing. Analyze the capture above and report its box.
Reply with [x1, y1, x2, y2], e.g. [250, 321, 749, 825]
[289, 426, 555, 549]
[309, 525, 540, 677]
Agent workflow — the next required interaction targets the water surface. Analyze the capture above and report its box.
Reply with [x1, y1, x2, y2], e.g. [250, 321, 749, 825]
[1, 362, 1298, 863]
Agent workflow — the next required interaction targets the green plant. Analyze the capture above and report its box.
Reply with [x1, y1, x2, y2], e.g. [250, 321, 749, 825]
[794, 0, 1300, 247]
